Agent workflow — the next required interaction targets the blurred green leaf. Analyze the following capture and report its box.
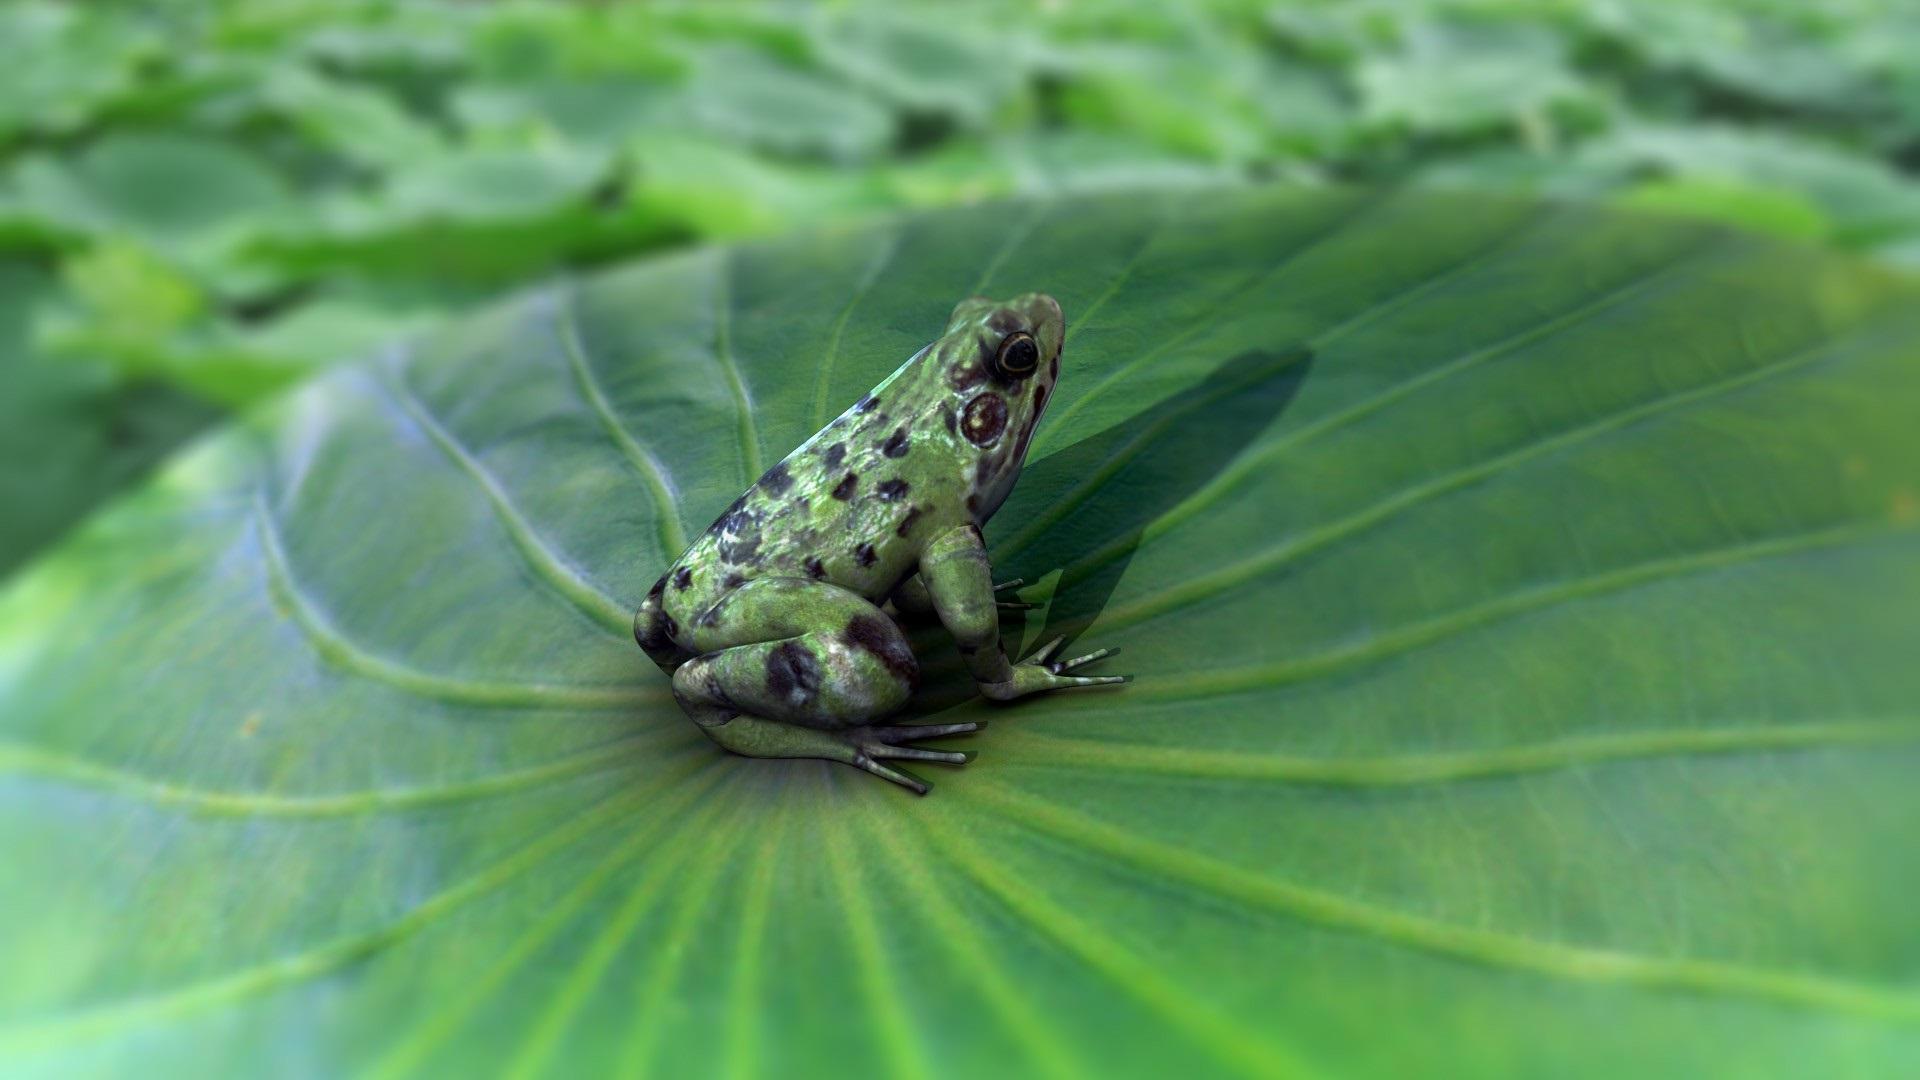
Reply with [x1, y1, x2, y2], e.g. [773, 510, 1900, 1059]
[452, 78, 674, 153]
[0, 2, 158, 143]
[0, 258, 218, 576]
[676, 44, 895, 163]
[252, 67, 451, 174]
[1355, 17, 1604, 139]
[626, 136, 881, 239]
[1576, 0, 1884, 116]
[807, 10, 1033, 129]
[1, 133, 301, 294]
[4, 189, 1919, 1075]
[1586, 125, 1920, 247]
[1056, 42, 1273, 162]
[1615, 177, 1830, 240]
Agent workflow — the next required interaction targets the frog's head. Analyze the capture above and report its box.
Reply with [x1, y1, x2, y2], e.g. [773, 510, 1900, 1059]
[937, 291, 1065, 522]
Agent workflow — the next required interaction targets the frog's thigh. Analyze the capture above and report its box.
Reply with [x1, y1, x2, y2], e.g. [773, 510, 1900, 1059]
[675, 577, 919, 731]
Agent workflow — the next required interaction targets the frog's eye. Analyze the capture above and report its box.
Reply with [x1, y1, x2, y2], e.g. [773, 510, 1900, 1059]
[991, 331, 1040, 381]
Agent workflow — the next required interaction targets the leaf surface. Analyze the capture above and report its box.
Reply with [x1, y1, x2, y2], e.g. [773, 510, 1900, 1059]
[4, 188, 1919, 1077]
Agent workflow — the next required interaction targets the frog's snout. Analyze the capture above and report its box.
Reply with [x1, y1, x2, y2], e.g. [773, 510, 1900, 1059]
[1020, 292, 1065, 363]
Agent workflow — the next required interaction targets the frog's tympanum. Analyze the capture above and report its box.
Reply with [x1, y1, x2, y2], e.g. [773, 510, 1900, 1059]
[635, 293, 1127, 794]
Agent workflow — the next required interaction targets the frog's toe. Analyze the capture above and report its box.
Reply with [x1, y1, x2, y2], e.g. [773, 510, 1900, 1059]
[1028, 639, 1130, 691]
[862, 720, 985, 742]
[1027, 635, 1068, 665]
[844, 721, 982, 793]
[1057, 673, 1131, 689]
[1048, 645, 1119, 674]
[868, 745, 974, 766]
[849, 755, 931, 795]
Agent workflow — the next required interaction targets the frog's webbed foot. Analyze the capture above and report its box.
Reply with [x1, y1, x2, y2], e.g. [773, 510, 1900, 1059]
[843, 721, 986, 794]
[981, 636, 1131, 701]
[1029, 635, 1125, 679]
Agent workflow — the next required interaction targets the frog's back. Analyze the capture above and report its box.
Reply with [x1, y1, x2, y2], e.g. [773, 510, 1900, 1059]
[653, 389, 973, 633]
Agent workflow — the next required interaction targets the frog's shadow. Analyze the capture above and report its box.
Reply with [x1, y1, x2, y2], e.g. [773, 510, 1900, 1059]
[902, 343, 1315, 713]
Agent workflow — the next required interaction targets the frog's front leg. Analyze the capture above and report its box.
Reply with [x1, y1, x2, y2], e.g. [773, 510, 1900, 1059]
[919, 526, 1129, 701]
[670, 577, 981, 794]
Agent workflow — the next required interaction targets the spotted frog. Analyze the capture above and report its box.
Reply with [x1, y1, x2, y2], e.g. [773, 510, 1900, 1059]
[634, 293, 1127, 794]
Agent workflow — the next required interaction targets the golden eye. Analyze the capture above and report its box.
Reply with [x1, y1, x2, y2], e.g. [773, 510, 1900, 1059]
[993, 331, 1039, 380]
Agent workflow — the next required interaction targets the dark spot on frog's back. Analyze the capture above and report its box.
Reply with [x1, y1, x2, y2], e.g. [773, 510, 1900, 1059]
[895, 506, 923, 536]
[882, 426, 910, 458]
[715, 513, 761, 564]
[822, 442, 845, 469]
[805, 556, 826, 579]
[672, 566, 693, 590]
[765, 641, 821, 702]
[876, 478, 910, 501]
[831, 472, 858, 500]
[708, 495, 747, 533]
[758, 462, 793, 496]
[842, 614, 920, 689]
[856, 395, 879, 414]
[723, 573, 746, 590]
[854, 543, 877, 567]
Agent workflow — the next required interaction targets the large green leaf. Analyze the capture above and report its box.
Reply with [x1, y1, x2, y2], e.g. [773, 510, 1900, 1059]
[3, 187, 1919, 1076]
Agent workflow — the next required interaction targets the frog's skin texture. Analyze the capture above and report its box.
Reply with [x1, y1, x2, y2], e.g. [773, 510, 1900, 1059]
[634, 292, 1127, 794]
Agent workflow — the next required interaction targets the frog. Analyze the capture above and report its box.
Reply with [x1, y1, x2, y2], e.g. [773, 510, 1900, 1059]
[634, 292, 1127, 794]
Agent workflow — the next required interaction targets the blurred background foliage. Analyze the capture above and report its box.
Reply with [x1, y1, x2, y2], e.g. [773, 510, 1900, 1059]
[6, 0, 1920, 575]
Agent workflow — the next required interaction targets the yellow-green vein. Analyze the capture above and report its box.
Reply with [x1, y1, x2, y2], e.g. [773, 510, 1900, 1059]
[1015, 229, 1732, 570]
[617, 767, 758, 1076]
[256, 500, 659, 710]
[812, 229, 906, 430]
[857, 792, 1084, 1080]
[0, 778, 677, 1058]
[710, 247, 763, 484]
[992, 719, 1920, 786]
[1060, 294, 1913, 625]
[368, 762, 727, 1079]
[915, 800, 1318, 1079]
[1034, 186, 1398, 454]
[503, 779, 742, 1080]
[968, 779, 1920, 1024]
[822, 772, 929, 1080]
[551, 284, 689, 558]
[968, 199, 1055, 296]
[724, 775, 788, 1080]
[0, 733, 682, 818]
[376, 365, 632, 636]
[1119, 518, 1913, 701]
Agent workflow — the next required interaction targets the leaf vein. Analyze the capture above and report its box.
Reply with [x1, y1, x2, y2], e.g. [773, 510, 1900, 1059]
[376, 363, 632, 636]
[970, 781, 1920, 1024]
[255, 501, 658, 710]
[550, 284, 689, 558]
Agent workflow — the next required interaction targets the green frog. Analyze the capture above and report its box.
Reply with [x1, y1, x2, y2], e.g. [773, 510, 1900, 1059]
[635, 292, 1127, 794]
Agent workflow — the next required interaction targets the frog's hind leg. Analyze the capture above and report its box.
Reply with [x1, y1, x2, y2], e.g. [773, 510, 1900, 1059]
[634, 581, 693, 673]
[672, 577, 983, 794]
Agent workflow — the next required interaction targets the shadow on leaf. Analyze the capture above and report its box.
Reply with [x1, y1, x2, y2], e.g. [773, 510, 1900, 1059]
[904, 343, 1315, 713]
